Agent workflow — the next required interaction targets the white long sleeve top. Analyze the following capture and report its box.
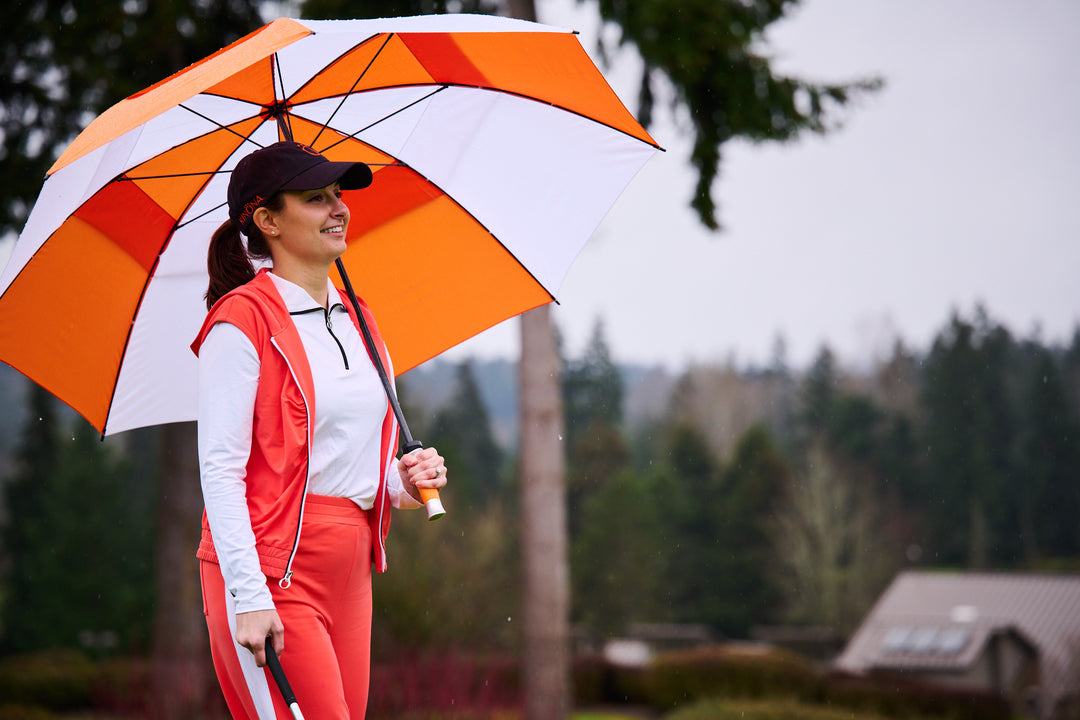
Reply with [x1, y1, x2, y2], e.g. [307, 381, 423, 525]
[197, 272, 419, 612]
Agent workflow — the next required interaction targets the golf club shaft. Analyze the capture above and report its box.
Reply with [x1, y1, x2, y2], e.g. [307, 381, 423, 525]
[265, 639, 305, 720]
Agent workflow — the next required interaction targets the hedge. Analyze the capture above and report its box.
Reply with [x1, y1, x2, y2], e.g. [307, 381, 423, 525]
[640, 645, 821, 710]
[666, 697, 895, 720]
[574, 645, 1013, 720]
[0, 649, 98, 711]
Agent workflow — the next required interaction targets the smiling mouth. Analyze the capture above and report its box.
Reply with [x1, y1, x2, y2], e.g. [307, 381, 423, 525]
[322, 225, 344, 234]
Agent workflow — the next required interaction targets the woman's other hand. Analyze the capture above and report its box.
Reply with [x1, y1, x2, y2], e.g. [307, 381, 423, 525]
[235, 608, 284, 667]
[398, 446, 447, 502]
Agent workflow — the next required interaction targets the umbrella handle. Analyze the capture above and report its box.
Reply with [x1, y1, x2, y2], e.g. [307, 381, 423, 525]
[335, 259, 445, 521]
[402, 440, 447, 521]
[265, 638, 305, 720]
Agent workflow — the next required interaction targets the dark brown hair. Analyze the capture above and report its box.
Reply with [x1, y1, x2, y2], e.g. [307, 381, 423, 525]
[204, 194, 285, 309]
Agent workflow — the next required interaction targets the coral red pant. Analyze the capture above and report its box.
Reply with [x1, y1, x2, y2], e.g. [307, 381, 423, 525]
[202, 495, 374, 720]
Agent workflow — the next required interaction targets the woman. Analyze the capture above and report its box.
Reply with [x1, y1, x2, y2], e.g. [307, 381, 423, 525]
[192, 140, 448, 720]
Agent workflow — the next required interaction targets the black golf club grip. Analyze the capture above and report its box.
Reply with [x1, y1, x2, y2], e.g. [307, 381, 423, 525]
[265, 637, 297, 705]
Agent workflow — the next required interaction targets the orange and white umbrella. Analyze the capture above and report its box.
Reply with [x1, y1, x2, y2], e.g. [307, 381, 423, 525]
[0, 15, 658, 436]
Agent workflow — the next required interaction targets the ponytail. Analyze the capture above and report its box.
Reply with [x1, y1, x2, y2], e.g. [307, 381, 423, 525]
[204, 195, 283, 309]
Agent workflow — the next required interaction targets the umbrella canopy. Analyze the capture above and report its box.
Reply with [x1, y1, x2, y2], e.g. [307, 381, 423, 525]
[0, 14, 658, 435]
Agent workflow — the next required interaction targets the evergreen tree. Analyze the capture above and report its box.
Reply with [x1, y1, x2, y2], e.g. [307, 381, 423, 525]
[798, 345, 839, 446]
[1, 385, 59, 651]
[1014, 347, 1080, 561]
[571, 468, 666, 636]
[563, 321, 624, 444]
[428, 360, 504, 511]
[711, 425, 787, 636]
[565, 422, 631, 538]
[919, 310, 1018, 566]
[563, 322, 628, 534]
[654, 423, 722, 626]
[2, 409, 153, 653]
[829, 395, 883, 466]
[1061, 328, 1080, 430]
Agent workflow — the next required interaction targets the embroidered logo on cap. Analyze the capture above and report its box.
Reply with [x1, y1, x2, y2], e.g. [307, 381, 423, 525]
[238, 194, 264, 228]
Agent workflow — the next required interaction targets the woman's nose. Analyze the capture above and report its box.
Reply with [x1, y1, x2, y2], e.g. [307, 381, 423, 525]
[330, 195, 348, 217]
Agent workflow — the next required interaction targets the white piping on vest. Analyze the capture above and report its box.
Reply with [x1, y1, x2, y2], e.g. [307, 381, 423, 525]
[270, 336, 311, 590]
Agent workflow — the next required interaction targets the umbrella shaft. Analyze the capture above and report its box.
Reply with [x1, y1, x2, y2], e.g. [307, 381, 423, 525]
[334, 259, 419, 447]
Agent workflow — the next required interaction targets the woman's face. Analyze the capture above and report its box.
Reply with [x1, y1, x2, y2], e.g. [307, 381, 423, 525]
[263, 182, 350, 269]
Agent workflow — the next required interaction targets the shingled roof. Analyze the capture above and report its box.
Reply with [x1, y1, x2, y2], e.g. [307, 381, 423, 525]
[833, 571, 1080, 719]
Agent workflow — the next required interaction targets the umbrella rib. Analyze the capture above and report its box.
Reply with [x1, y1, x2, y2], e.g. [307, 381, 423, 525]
[179, 103, 268, 149]
[319, 86, 447, 155]
[175, 201, 228, 230]
[295, 82, 663, 152]
[310, 33, 395, 149]
[121, 170, 228, 181]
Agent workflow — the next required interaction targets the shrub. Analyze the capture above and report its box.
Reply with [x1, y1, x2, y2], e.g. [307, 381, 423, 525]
[0, 705, 63, 720]
[0, 649, 97, 711]
[367, 650, 520, 719]
[572, 653, 610, 707]
[666, 697, 895, 720]
[642, 644, 821, 710]
[823, 671, 1012, 720]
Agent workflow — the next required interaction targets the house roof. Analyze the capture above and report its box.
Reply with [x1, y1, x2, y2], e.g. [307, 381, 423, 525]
[834, 571, 1080, 715]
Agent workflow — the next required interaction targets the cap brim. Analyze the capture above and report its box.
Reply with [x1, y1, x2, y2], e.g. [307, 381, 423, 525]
[280, 160, 373, 193]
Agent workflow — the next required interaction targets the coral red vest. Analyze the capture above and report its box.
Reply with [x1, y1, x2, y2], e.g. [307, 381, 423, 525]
[191, 270, 398, 582]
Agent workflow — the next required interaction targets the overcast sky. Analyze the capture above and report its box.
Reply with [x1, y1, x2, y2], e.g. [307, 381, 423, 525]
[445, 0, 1080, 371]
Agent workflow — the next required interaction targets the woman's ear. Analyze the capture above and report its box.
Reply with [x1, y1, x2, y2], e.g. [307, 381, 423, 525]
[252, 207, 279, 238]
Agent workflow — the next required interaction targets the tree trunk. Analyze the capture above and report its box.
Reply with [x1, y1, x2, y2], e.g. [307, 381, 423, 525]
[510, 4, 569, 717]
[506, 0, 537, 22]
[152, 422, 216, 719]
[519, 304, 570, 720]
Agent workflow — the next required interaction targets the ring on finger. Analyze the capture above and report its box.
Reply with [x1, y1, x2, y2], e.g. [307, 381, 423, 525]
[433, 466, 443, 477]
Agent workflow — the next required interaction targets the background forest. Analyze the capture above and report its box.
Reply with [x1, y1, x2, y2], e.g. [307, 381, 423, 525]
[3, 305, 1078, 658]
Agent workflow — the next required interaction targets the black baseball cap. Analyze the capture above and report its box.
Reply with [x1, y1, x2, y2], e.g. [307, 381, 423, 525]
[228, 141, 373, 234]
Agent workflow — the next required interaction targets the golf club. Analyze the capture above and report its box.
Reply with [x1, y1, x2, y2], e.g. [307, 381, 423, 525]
[265, 637, 304, 720]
